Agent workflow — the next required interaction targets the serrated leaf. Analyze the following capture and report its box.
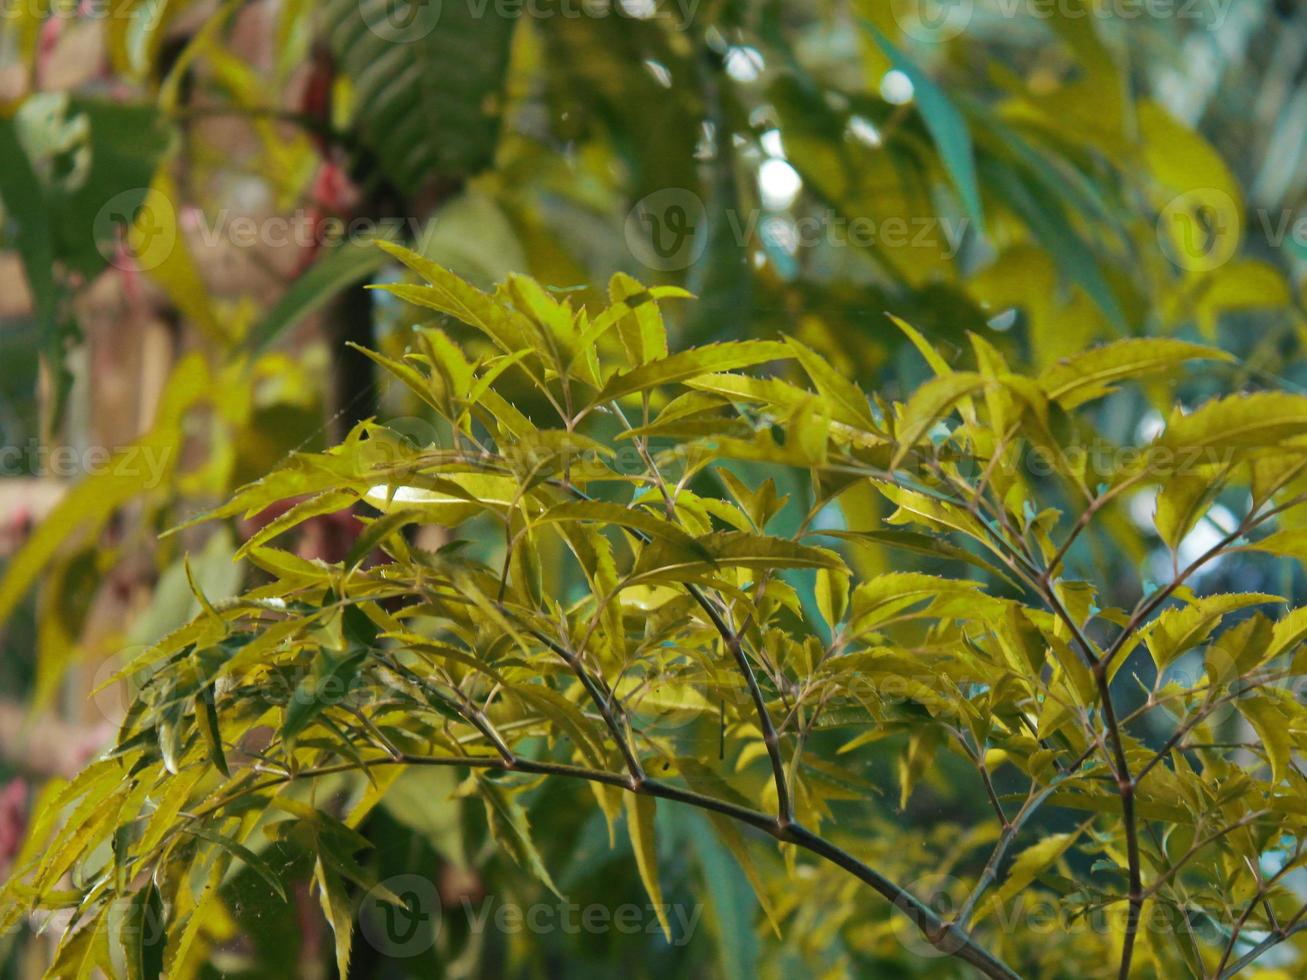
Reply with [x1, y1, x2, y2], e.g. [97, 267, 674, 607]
[372, 240, 538, 354]
[313, 855, 354, 980]
[597, 341, 794, 402]
[1142, 594, 1281, 671]
[194, 686, 229, 777]
[815, 567, 850, 631]
[609, 272, 670, 367]
[629, 532, 841, 585]
[186, 826, 287, 902]
[121, 883, 164, 980]
[892, 373, 987, 467]
[623, 793, 671, 941]
[1240, 696, 1292, 784]
[991, 832, 1079, 911]
[479, 778, 562, 898]
[325, 0, 513, 190]
[785, 336, 877, 429]
[1154, 471, 1224, 551]
[1039, 339, 1232, 409]
[1160, 392, 1307, 454]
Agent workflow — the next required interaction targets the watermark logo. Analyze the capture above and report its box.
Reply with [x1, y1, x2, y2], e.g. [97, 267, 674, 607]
[90, 647, 154, 729]
[461, 895, 702, 943]
[93, 188, 177, 272]
[892, 0, 974, 42]
[893, 873, 966, 958]
[1157, 188, 1240, 273]
[359, 0, 442, 42]
[626, 675, 715, 739]
[360, 874, 442, 957]
[625, 188, 708, 272]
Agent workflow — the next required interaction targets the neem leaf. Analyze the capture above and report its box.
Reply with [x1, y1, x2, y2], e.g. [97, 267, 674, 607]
[121, 882, 164, 980]
[479, 778, 562, 898]
[1160, 392, 1307, 454]
[1142, 593, 1282, 671]
[596, 341, 794, 402]
[313, 855, 354, 980]
[865, 25, 984, 230]
[184, 826, 287, 902]
[892, 372, 987, 468]
[629, 532, 842, 586]
[1039, 339, 1233, 409]
[623, 793, 672, 941]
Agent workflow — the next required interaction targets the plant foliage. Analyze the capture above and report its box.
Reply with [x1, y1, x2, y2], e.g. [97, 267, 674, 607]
[8, 245, 1307, 978]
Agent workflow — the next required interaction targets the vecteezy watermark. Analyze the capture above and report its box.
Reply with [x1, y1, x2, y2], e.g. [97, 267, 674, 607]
[624, 188, 970, 272]
[1260, 208, 1307, 261]
[461, 895, 703, 943]
[1158, 188, 1307, 272]
[890, 0, 1234, 41]
[93, 187, 177, 273]
[748, 212, 970, 258]
[1023, 441, 1237, 480]
[1156, 188, 1241, 273]
[90, 190, 468, 270]
[358, 0, 701, 42]
[359, 875, 442, 957]
[892, 0, 976, 41]
[0, 440, 174, 486]
[625, 188, 710, 273]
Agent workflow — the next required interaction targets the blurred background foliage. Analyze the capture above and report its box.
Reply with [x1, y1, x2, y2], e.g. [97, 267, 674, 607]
[0, 0, 1305, 976]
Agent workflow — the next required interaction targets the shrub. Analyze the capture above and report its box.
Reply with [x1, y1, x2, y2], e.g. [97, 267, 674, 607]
[9, 242, 1307, 978]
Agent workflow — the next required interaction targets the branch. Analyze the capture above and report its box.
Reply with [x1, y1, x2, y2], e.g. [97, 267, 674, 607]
[954, 785, 1056, 929]
[1219, 905, 1307, 978]
[585, 408, 794, 826]
[180, 751, 1021, 980]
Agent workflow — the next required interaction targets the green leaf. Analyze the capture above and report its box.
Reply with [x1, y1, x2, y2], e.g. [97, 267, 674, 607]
[371, 240, 538, 354]
[283, 646, 368, 740]
[346, 507, 424, 568]
[892, 372, 987, 468]
[247, 239, 389, 353]
[898, 727, 941, 810]
[49, 912, 108, 980]
[682, 811, 761, 979]
[629, 532, 842, 585]
[313, 855, 354, 980]
[866, 26, 984, 230]
[1154, 471, 1224, 551]
[121, 883, 164, 980]
[623, 793, 672, 942]
[597, 341, 794, 402]
[1240, 695, 1292, 784]
[991, 832, 1079, 911]
[535, 500, 704, 552]
[1160, 392, 1307, 454]
[1264, 606, 1307, 664]
[185, 826, 288, 902]
[324, 0, 514, 190]
[814, 528, 1021, 591]
[194, 686, 229, 777]
[1142, 594, 1282, 671]
[479, 778, 562, 898]
[609, 272, 670, 367]
[784, 336, 877, 429]
[361, 473, 520, 523]
[815, 567, 850, 631]
[1039, 339, 1234, 409]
